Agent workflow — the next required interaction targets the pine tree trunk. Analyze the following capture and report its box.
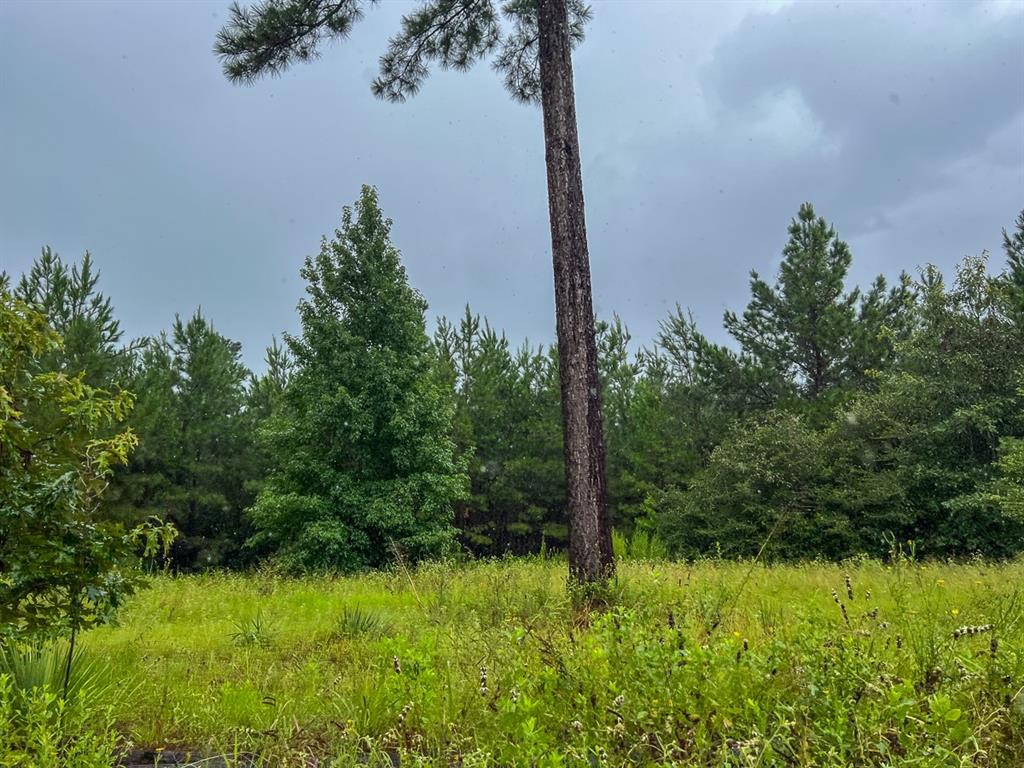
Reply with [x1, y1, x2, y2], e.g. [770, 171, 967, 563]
[537, 0, 614, 585]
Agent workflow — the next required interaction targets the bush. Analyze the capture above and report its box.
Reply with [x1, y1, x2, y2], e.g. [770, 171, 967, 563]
[656, 411, 855, 559]
[0, 674, 122, 767]
[612, 528, 668, 561]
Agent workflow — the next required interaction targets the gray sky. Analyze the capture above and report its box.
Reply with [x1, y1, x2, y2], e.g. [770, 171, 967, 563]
[2, 0, 1022, 369]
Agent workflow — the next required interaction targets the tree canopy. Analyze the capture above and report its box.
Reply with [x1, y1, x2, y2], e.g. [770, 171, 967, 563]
[247, 186, 467, 572]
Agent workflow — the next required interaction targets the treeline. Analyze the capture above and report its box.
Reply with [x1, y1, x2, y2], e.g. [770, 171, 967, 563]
[6, 191, 1023, 570]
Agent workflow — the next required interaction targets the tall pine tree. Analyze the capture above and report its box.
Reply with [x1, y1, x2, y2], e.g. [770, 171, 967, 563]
[216, 0, 615, 585]
[13, 247, 132, 388]
[435, 308, 565, 555]
[724, 203, 913, 407]
[1003, 209, 1024, 318]
[110, 311, 255, 569]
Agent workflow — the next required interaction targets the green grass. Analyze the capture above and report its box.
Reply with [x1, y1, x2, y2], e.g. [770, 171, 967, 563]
[60, 557, 1024, 765]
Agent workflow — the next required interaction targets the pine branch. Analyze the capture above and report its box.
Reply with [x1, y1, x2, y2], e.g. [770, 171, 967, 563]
[215, 0, 368, 84]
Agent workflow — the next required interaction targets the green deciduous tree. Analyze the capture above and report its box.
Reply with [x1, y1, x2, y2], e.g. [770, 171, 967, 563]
[658, 249, 1024, 561]
[655, 411, 842, 560]
[216, 0, 614, 584]
[0, 280, 170, 641]
[840, 255, 1024, 556]
[249, 186, 467, 572]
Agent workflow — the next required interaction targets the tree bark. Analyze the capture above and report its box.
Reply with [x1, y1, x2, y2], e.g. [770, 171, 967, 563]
[537, 0, 614, 585]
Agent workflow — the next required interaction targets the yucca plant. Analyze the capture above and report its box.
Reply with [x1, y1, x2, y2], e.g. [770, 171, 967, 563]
[230, 611, 275, 648]
[332, 606, 393, 641]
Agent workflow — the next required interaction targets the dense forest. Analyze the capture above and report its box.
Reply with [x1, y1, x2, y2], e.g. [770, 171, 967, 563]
[4, 192, 1023, 573]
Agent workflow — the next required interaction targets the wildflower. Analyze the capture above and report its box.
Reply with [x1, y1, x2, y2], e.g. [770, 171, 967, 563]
[936, 579, 946, 586]
[479, 666, 489, 696]
[732, 630, 741, 639]
[667, 610, 675, 630]
[612, 694, 624, 711]
[571, 719, 584, 733]
[392, 655, 402, 675]
[509, 686, 520, 703]
[845, 574, 854, 601]
[951, 608, 960, 617]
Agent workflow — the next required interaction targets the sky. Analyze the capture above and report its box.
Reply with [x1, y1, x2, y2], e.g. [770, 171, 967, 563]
[2, 0, 1022, 369]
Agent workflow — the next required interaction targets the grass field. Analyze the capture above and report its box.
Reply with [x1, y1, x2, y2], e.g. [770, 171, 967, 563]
[11, 556, 1024, 766]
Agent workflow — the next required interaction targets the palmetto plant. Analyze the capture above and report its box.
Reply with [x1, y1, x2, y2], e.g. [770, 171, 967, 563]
[0, 641, 115, 708]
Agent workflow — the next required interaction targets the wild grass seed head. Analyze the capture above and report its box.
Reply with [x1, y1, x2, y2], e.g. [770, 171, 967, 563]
[952, 624, 994, 639]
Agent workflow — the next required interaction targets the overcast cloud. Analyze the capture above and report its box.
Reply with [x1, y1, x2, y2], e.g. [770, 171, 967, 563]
[1, 0, 1021, 367]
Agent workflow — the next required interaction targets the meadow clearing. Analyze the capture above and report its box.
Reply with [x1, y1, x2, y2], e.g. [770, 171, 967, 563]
[20, 555, 1018, 767]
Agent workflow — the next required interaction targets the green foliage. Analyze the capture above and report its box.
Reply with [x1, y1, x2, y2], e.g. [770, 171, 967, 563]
[0, 642, 114, 708]
[657, 411, 845, 559]
[11, 247, 133, 388]
[246, 335, 293, 423]
[1004, 209, 1024, 318]
[991, 438, 1024, 521]
[723, 202, 914, 407]
[838, 255, 1024, 556]
[249, 186, 467, 572]
[215, 0, 593, 104]
[435, 307, 564, 554]
[609, 313, 721, 521]
[333, 606, 393, 640]
[229, 610, 274, 648]
[110, 311, 256, 570]
[85, 560, 1024, 765]
[611, 527, 667, 561]
[0, 284, 167, 639]
[662, 251, 1024, 560]
[0, 675, 122, 768]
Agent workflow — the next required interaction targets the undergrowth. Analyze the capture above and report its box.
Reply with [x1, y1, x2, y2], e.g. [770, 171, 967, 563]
[18, 557, 1024, 766]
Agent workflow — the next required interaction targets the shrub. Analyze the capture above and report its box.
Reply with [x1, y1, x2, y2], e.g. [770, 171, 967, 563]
[0, 674, 122, 767]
